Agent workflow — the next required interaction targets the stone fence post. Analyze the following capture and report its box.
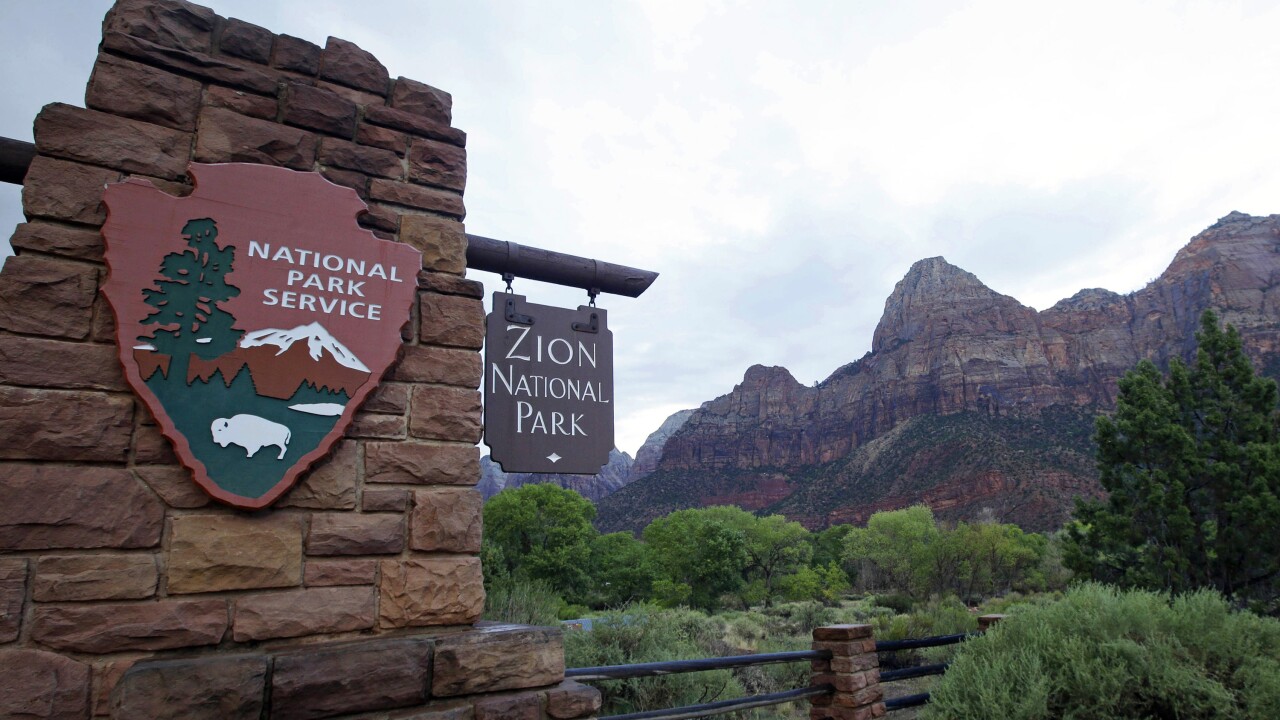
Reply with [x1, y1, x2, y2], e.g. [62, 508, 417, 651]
[810, 624, 885, 720]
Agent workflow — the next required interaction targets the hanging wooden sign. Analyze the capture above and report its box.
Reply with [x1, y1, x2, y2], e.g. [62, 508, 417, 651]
[101, 163, 421, 509]
[484, 292, 614, 474]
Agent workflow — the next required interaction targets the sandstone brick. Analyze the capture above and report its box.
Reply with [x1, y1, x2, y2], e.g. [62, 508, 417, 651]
[365, 440, 478, 485]
[0, 254, 98, 339]
[319, 136, 403, 178]
[357, 122, 408, 155]
[827, 654, 880, 673]
[135, 465, 211, 508]
[0, 464, 160, 549]
[369, 178, 465, 218]
[359, 201, 402, 233]
[397, 702, 475, 720]
[814, 624, 874, 641]
[9, 220, 104, 262]
[0, 334, 127, 391]
[320, 37, 389, 95]
[419, 271, 486, 298]
[545, 680, 602, 719]
[0, 559, 26, 642]
[232, 585, 376, 641]
[203, 84, 278, 120]
[421, 293, 485, 349]
[22, 155, 119, 225]
[86, 52, 202, 131]
[307, 512, 404, 556]
[365, 104, 467, 146]
[349, 411, 408, 439]
[475, 693, 541, 720]
[831, 686, 883, 708]
[111, 654, 267, 720]
[35, 103, 191, 180]
[0, 387, 133, 462]
[365, 381, 410, 413]
[391, 345, 480, 387]
[362, 487, 410, 512]
[815, 672, 869, 693]
[410, 487, 482, 553]
[318, 79, 386, 107]
[321, 166, 371, 197]
[278, 439, 358, 510]
[391, 77, 452, 124]
[271, 637, 431, 719]
[283, 82, 358, 137]
[409, 138, 467, 192]
[195, 106, 317, 170]
[34, 554, 157, 602]
[814, 639, 877, 656]
[133, 422, 178, 464]
[379, 557, 483, 630]
[220, 17, 274, 64]
[103, 31, 279, 94]
[432, 625, 562, 696]
[91, 293, 118, 344]
[167, 513, 304, 594]
[94, 659, 135, 718]
[104, 0, 217, 52]
[304, 558, 378, 587]
[0, 649, 90, 718]
[273, 34, 322, 74]
[409, 385, 482, 442]
[401, 215, 466, 274]
[31, 599, 227, 653]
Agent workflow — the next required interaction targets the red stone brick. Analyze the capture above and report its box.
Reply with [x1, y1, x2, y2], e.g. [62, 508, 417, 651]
[271, 637, 431, 718]
[135, 465, 211, 508]
[316, 167, 367, 198]
[133, 422, 178, 464]
[410, 487, 482, 553]
[0, 335, 127, 391]
[283, 82, 358, 137]
[8, 221, 104, 262]
[167, 514, 303, 594]
[418, 271, 486, 298]
[86, 53, 203, 131]
[273, 34, 322, 74]
[111, 654, 267, 720]
[369, 178, 465, 218]
[102, 31, 279, 94]
[33, 554, 158, 602]
[32, 599, 228, 653]
[307, 513, 405, 556]
[365, 104, 467, 146]
[379, 557, 483, 629]
[420, 293, 484, 349]
[390, 344, 481, 387]
[358, 201, 401, 233]
[319, 136, 404, 179]
[362, 487, 410, 512]
[104, 0, 217, 52]
[22, 155, 119, 225]
[203, 84, 278, 120]
[94, 658, 135, 718]
[0, 559, 26, 642]
[431, 625, 562, 696]
[320, 37, 389, 95]
[318, 79, 386, 107]
[0, 254, 98, 339]
[278, 439, 358, 510]
[0, 649, 90, 718]
[364, 440, 479, 485]
[232, 586, 376, 641]
[365, 381, 410, 413]
[357, 122, 409, 155]
[814, 624, 874, 641]
[348, 412, 407, 439]
[195, 106, 317, 169]
[391, 77, 452, 124]
[409, 385, 481, 442]
[402, 215, 467, 274]
[0, 387, 134, 462]
[219, 17, 274, 64]
[545, 680, 603, 719]
[304, 558, 378, 587]
[35, 103, 191, 180]
[409, 137, 467, 192]
[0, 464, 161, 550]
[475, 693, 541, 720]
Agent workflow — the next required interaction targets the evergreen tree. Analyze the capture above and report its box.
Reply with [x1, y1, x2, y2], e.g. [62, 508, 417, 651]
[139, 218, 242, 383]
[1065, 310, 1280, 602]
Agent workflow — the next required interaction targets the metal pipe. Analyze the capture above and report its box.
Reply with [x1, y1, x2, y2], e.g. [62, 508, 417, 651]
[599, 684, 834, 720]
[0, 136, 658, 299]
[464, 233, 658, 298]
[566, 649, 831, 681]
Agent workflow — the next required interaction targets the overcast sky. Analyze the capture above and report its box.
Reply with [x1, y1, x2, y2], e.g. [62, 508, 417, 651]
[3, 0, 1279, 456]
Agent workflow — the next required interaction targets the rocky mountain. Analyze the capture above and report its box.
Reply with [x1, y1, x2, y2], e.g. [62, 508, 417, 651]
[479, 448, 635, 501]
[628, 409, 696, 481]
[596, 212, 1280, 533]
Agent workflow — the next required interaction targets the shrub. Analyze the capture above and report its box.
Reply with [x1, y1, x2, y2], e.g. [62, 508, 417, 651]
[483, 577, 562, 626]
[925, 583, 1280, 719]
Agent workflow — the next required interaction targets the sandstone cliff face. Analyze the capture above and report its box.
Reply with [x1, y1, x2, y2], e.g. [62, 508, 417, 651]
[599, 212, 1280, 531]
[628, 408, 695, 480]
[479, 449, 634, 502]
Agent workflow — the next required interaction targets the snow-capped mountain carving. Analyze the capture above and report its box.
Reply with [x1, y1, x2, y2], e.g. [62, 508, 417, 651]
[240, 322, 369, 372]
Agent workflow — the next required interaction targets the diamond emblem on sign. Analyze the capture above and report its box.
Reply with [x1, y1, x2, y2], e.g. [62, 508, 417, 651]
[547, 453, 562, 463]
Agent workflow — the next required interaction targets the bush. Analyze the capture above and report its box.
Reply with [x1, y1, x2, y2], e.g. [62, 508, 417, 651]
[483, 577, 563, 626]
[925, 583, 1280, 719]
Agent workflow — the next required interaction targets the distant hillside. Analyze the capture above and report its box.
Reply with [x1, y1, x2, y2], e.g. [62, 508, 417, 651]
[596, 212, 1280, 533]
[479, 448, 634, 501]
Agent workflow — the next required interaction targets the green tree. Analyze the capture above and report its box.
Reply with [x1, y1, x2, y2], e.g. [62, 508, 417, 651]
[483, 484, 598, 603]
[1065, 310, 1280, 602]
[139, 218, 242, 383]
[587, 532, 656, 608]
[843, 505, 940, 599]
[740, 514, 813, 607]
[643, 506, 750, 610]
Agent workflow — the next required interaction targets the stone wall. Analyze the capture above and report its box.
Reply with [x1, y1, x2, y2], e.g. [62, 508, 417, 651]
[0, 1, 595, 718]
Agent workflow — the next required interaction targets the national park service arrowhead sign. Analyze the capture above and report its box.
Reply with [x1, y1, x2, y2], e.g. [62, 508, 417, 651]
[101, 163, 421, 509]
[484, 293, 614, 474]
